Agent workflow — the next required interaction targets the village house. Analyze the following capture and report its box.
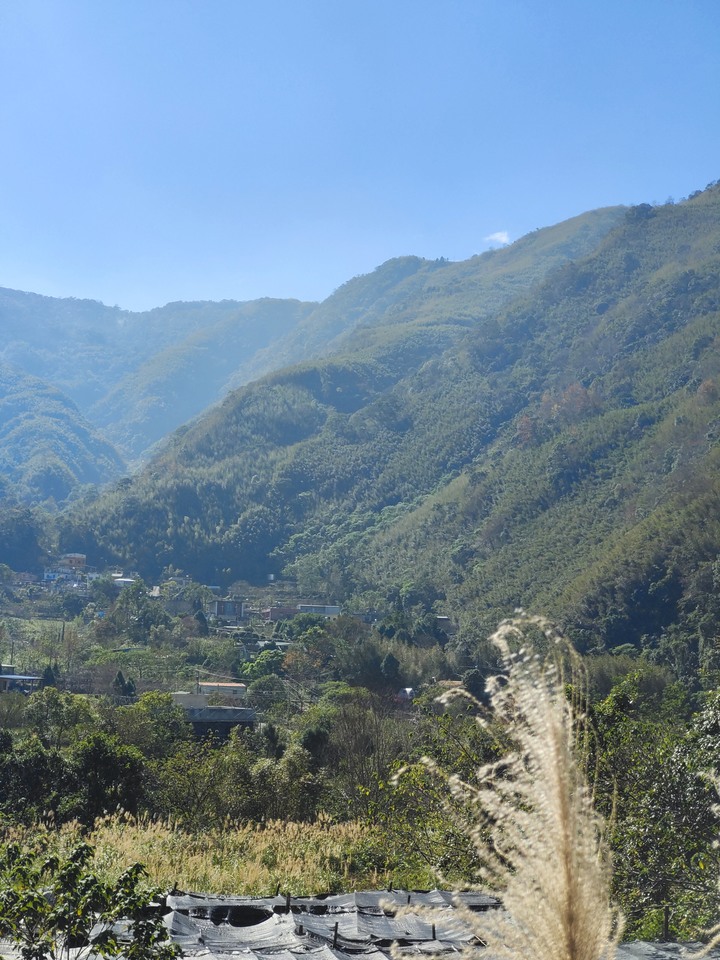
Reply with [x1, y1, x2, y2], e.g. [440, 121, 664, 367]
[207, 598, 248, 623]
[171, 689, 255, 739]
[261, 602, 341, 621]
[0, 665, 42, 694]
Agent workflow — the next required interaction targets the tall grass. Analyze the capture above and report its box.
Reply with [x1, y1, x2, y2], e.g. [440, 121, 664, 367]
[2, 813, 435, 895]
[446, 615, 622, 960]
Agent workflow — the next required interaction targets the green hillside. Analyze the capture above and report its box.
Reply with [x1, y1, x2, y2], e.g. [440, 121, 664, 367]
[0, 205, 622, 492]
[88, 298, 315, 461]
[235, 206, 626, 382]
[345, 188, 720, 667]
[0, 364, 126, 506]
[55, 206, 626, 576]
[56, 184, 720, 671]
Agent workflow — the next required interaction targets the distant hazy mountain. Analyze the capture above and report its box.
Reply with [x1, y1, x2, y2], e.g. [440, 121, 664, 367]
[0, 364, 126, 505]
[87, 298, 315, 460]
[0, 292, 316, 465]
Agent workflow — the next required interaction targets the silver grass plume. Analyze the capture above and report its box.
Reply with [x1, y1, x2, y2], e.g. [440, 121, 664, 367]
[688, 779, 720, 959]
[448, 614, 622, 960]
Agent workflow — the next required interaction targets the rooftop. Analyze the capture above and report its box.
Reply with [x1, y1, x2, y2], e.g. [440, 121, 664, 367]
[162, 890, 720, 959]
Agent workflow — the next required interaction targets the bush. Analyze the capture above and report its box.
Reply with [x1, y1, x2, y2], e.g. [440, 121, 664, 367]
[0, 839, 178, 960]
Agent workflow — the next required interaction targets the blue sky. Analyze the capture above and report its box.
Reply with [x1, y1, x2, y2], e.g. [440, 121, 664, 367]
[0, 0, 718, 311]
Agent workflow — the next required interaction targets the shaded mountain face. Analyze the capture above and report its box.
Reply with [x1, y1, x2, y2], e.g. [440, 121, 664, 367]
[87, 298, 316, 460]
[56, 183, 720, 665]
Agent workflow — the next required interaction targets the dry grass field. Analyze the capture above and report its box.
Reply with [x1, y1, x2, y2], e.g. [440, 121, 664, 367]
[2, 813, 434, 896]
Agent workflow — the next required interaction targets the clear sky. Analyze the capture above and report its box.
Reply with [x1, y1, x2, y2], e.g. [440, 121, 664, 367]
[0, 0, 718, 312]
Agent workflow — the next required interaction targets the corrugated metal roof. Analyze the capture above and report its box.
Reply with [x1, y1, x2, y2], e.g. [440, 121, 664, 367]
[183, 706, 255, 721]
[163, 889, 720, 959]
[0, 891, 720, 960]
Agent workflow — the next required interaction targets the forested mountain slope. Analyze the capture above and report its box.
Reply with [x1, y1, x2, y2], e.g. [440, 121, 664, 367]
[234, 207, 626, 383]
[349, 188, 720, 668]
[57, 183, 720, 670]
[0, 364, 126, 506]
[55, 207, 626, 573]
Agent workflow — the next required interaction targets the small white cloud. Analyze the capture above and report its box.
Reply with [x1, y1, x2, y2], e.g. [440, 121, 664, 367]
[485, 231, 510, 246]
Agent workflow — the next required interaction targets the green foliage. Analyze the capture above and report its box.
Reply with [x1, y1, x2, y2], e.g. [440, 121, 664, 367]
[0, 839, 178, 960]
[105, 693, 192, 761]
[0, 736, 67, 823]
[64, 732, 145, 822]
[590, 672, 720, 938]
[112, 670, 136, 697]
[24, 688, 97, 750]
[110, 581, 170, 645]
[148, 733, 258, 828]
[246, 674, 287, 714]
[0, 363, 126, 508]
[249, 743, 322, 821]
[365, 762, 482, 883]
[0, 504, 48, 573]
[239, 648, 285, 680]
[320, 695, 411, 816]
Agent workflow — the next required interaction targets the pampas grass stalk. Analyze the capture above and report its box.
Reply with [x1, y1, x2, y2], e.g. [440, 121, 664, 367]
[449, 615, 621, 960]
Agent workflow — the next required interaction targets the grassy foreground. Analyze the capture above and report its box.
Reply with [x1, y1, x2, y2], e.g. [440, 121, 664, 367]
[2, 813, 435, 895]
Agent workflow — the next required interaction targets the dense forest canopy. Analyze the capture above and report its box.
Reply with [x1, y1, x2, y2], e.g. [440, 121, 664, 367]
[0, 364, 126, 507]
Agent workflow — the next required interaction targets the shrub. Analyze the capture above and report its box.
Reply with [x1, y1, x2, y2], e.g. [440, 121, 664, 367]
[0, 839, 178, 960]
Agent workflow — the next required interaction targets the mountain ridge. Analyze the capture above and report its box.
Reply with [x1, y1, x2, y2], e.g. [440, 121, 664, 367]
[0, 205, 626, 497]
[53, 183, 720, 671]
